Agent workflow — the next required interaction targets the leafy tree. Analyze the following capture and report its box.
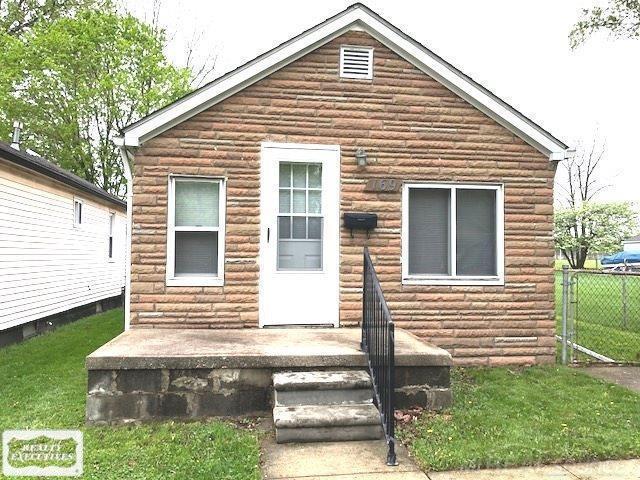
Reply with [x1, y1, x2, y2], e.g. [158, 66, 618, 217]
[570, 0, 640, 48]
[2, 9, 191, 195]
[0, 0, 106, 37]
[555, 202, 637, 269]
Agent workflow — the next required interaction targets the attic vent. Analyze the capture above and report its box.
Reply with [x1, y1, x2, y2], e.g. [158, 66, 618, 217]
[340, 45, 373, 80]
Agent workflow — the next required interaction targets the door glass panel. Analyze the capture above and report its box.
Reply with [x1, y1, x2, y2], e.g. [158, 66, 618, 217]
[279, 189, 291, 213]
[278, 217, 291, 239]
[292, 217, 306, 239]
[292, 190, 306, 213]
[279, 163, 291, 187]
[292, 164, 306, 188]
[277, 162, 323, 271]
[308, 217, 322, 239]
[308, 165, 322, 188]
[308, 191, 321, 214]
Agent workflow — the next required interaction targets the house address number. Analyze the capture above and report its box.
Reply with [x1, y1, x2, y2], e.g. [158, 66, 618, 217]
[364, 178, 402, 192]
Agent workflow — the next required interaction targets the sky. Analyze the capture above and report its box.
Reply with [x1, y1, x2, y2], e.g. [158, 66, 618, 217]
[125, 0, 640, 204]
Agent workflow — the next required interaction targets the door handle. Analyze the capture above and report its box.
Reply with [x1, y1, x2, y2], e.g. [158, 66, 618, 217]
[267, 227, 270, 243]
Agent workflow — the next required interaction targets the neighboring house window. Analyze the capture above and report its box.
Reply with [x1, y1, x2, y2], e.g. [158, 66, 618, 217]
[402, 183, 504, 285]
[167, 176, 225, 286]
[73, 199, 83, 226]
[108, 212, 115, 260]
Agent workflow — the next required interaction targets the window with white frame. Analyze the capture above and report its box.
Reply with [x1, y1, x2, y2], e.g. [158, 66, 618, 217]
[402, 183, 504, 285]
[73, 199, 82, 226]
[108, 212, 115, 260]
[167, 176, 225, 286]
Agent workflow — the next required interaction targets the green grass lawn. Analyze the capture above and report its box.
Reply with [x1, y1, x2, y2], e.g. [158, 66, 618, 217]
[554, 270, 640, 362]
[554, 259, 599, 270]
[0, 309, 261, 480]
[400, 366, 640, 472]
[555, 259, 600, 270]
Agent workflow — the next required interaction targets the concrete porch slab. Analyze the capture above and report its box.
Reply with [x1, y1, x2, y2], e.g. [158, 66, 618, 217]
[86, 327, 452, 370]
[85, 328, 453, 423]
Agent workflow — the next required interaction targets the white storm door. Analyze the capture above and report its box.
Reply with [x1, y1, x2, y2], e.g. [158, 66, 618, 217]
[259, 143, 340, 327]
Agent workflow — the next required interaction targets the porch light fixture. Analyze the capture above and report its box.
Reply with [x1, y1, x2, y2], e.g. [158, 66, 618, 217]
[355, 148, 367, 167]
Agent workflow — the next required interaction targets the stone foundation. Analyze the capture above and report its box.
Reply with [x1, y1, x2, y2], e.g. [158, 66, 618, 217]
[85, 327, 453, 424]
[86, 365, 451, 424]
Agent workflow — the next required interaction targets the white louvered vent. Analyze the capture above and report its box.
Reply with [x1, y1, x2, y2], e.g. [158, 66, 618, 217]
[339, 46, 374, 80]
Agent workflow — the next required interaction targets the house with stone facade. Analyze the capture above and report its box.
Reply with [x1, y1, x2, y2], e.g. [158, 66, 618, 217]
[87, 3, 569, 452]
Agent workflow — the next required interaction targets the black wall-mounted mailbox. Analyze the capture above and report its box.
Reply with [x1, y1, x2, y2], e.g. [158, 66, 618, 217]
[344, 212, 377, 237]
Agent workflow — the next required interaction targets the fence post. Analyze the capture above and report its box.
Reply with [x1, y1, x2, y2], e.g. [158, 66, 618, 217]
[622, 273, 629, 329]
[561, 265, 570, 365]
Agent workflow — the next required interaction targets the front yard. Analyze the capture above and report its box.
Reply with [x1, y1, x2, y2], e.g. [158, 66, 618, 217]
[0, 309, 261, 480]
[554, 269, 640, 362]
[400, 366, 640, 472]
[2, 309, 639, 478]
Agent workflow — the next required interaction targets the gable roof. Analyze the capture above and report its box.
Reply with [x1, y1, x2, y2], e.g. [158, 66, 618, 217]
[119, 3, 570, 160]
[0, 141, 126, 209]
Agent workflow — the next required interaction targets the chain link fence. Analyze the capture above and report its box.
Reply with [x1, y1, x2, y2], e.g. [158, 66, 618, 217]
[558, 267, 640, 364]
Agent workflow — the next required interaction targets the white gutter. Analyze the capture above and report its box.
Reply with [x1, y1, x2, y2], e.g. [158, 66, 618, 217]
[114, 136, 133, 330]
[550, 148, 576, 162]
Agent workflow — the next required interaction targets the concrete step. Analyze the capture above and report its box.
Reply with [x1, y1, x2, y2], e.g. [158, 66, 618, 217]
[274, 404, 383, 443]
[274, 404, 381, 429]
[276, 424, 384, 443]
[274, 388, 373, 407]
[273, 370, 372, 391]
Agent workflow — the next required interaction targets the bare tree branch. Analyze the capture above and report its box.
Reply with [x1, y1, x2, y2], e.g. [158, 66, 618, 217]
[559, 136, 609, 207]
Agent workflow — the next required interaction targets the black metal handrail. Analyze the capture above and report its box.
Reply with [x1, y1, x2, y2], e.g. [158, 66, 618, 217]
[361, 247, 397, 466]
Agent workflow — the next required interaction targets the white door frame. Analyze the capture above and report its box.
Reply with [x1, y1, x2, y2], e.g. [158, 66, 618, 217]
[258, 142, 341, 327]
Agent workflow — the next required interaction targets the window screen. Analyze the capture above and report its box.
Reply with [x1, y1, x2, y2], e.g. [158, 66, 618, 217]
[456, 189, 497, 276]
[406, 185, 500, 279]
[408, 188, 450, 275]
[173, 179, 221, 277]
[175, 181, 219, 227]
[175, 231, 218, 275]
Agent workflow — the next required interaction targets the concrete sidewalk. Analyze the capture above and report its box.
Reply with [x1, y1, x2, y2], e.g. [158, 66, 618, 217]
[581, 366, 640, 393]
[261, 437, 640, 479]
[261, 438, 428, 479]
[430, 459, 640, 479]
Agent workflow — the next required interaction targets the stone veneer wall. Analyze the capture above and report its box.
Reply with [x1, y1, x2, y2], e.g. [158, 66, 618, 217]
[129, 30, 557, 366]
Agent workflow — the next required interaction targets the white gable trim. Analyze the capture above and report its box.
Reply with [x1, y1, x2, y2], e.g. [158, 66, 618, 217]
[121, 4, 570, 160]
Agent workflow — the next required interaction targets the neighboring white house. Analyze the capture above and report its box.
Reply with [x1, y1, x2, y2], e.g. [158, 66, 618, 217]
[623, 235, 640, 252]
[0, 141, 127, 346]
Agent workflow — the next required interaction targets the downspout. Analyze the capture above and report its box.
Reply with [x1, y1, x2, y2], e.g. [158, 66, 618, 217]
[115, 137, 133, 330]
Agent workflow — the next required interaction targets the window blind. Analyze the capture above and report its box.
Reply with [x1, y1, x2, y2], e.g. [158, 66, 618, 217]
[175, 181, 219, 227]
[175, 231, 218, 275]
[408, 188, 450, 275]
[456, 189, 497, 276]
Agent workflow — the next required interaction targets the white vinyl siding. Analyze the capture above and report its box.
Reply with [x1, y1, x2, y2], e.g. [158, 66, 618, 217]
[166, 175, 226, 287]
[402, 183, 504, 286]
[0, 166, 126, 331]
